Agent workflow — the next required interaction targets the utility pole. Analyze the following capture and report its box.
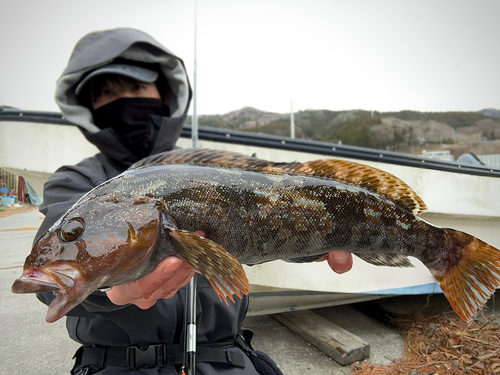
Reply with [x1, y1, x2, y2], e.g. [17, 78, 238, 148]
[182, 4, 199, 375]
[192, 0, 199, 148]
[290, 99, 295, 139]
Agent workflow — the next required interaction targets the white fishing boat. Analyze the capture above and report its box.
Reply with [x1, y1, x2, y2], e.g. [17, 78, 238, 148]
[2, 108, 499, 315]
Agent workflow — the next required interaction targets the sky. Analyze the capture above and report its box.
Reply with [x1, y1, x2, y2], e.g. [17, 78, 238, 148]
[1, 0, 499, 116]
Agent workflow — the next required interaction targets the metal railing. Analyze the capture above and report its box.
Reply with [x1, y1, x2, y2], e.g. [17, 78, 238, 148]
[0, 168, 17, 192]
[1, 107, 499, 178]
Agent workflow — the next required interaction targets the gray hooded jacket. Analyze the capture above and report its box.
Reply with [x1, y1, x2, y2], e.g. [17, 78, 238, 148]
[35, 28, 259, 375]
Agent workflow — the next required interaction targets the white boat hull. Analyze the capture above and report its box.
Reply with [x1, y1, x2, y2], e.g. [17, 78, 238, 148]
[2, 118, 499, 315]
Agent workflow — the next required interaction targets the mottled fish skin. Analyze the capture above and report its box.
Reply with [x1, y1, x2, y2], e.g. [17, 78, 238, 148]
[12, 149, 500, 324]
[125, 164, 434, 265]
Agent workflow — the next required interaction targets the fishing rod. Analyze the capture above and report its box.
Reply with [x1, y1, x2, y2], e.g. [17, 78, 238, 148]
[187, 275, 197, 374]
[180, 274, 197, 375]
[181, 2, 199, 372]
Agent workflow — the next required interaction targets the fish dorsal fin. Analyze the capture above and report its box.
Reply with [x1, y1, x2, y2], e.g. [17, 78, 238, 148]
[130, 148, 262, 169]
[131, 148, 427, 215]
[277, 159, 427, 215]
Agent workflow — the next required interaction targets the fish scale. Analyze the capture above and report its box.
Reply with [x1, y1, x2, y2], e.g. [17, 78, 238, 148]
[12, 148, 500, 323]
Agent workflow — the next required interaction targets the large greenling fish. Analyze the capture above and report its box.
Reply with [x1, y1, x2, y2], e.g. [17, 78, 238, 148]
[12, 148, 500, 323]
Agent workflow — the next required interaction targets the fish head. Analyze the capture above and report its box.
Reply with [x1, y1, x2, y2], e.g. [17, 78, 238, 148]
[12, 194, 163, 322]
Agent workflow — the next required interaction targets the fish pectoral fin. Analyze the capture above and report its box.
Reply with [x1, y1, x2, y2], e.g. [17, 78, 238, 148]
[355, 253, 415, 268]
[166, 228, 250, 304]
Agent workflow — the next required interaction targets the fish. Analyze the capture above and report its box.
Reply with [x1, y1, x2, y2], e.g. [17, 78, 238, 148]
[12, 148, 500, 323]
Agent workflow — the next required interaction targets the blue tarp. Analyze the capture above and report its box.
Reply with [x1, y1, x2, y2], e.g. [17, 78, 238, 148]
[25, 181, 42, 205]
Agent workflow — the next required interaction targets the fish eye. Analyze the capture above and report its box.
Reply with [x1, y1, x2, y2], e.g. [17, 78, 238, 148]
[58, 218, 85, 242]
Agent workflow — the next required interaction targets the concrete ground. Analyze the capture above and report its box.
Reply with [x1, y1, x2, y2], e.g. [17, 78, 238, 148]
[0, 209, 80, 374]
[243, 303, 406, 374]
[0, 209, 408, 375]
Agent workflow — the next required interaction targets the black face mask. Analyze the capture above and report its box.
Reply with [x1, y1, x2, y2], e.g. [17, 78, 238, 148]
[92, 97, 170, 158]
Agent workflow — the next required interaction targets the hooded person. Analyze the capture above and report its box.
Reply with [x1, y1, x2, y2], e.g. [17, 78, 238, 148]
[34, 28, 282, 375]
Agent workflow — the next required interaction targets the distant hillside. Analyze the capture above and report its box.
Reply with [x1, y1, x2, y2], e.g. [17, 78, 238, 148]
[477, 108, 500, 119]
[187, 108, 500, 155]
[191, 106, 286, 130]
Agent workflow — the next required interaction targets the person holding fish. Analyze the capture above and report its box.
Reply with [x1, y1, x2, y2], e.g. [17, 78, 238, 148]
[26, 28, 353, 374]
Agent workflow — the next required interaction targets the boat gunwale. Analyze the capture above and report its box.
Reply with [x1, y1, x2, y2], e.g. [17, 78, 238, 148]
[2, 108, 499, 178]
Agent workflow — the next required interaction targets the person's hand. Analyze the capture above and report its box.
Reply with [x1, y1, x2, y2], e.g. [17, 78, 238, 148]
[106, 232, 202, 309]
[317, 251, 353, 274]
[106, 257, 194, 309]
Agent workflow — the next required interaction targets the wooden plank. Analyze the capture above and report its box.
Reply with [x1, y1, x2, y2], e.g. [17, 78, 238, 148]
[272, 309, 370, 365]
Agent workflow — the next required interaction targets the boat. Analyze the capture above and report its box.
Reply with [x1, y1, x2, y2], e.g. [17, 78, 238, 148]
[2, 107, 500, 315]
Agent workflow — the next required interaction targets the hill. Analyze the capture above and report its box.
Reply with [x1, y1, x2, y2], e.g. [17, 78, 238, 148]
[477, 108, 500, 119]
[187, 108, 500, 156]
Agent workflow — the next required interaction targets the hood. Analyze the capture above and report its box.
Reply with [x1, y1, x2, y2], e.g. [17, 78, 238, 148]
[55, 28, 192, 167]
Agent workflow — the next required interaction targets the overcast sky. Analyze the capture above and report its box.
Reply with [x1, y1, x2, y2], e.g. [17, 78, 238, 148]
[1, 0, 499, 115]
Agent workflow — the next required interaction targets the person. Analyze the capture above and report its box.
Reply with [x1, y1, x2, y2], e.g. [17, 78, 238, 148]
[35, 28, 353, 374]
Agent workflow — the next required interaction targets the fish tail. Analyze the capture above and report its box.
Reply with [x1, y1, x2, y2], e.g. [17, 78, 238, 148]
[167, 228, 250, 304]
[432, 229, 500, 322]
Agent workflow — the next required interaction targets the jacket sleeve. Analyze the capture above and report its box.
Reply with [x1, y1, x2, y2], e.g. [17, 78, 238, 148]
[35, 160, 129, 315]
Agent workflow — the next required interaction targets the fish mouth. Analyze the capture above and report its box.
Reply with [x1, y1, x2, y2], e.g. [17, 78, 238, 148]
[12, 264, 85, 323]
